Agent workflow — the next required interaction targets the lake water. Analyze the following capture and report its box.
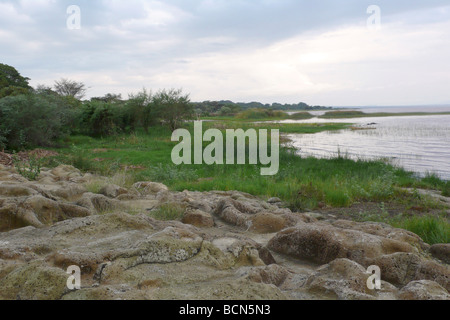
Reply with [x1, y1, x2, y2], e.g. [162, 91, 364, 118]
[282, 106, 450, 180]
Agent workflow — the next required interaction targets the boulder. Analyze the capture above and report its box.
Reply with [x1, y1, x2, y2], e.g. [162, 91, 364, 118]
[430, 244, 450, 264]
[0, 184, 37, 197]
[398, 280, 450, 300]
[246, 264, 290, 287]
[99, 184, 128, 199]
[370, 252, 450, 290]
[267, 222, 415, 265]
[132, 182, 169, 195]
[305, 258, 398, 300]
[51, 165, 82, 180]
[249, 212, 296, 234]
[182, 209, 214, 228]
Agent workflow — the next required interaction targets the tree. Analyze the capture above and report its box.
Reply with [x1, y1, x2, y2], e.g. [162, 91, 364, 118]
[153, 88, 192, 131]
[54, 78, 87, 100]
[0, 63, 31, 98]
[0, 93, 78, 150]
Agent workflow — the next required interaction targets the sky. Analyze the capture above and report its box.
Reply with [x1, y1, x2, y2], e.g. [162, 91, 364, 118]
[1, 0, 450, 107]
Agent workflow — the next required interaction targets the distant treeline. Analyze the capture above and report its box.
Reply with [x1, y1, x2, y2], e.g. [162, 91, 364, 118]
[191, 100, 331, 116]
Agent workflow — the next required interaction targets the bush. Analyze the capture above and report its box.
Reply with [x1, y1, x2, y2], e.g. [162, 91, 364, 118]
[0, 93, 78, 150]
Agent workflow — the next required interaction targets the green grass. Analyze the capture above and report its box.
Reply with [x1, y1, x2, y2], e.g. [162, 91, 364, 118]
[149, 203, 185, 221]
[48, 124, 440, 212]
[392, 215, 450, 245]
[42, 120, 450, 243]
[202, 109, 315, 122]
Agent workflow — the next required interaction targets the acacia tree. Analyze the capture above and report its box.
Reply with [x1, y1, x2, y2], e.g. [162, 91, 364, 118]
[153, 88, 192, 131]
[54, 78, 87, 100]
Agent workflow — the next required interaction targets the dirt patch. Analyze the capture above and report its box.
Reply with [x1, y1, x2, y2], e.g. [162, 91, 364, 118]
[0, 149, 59, 166]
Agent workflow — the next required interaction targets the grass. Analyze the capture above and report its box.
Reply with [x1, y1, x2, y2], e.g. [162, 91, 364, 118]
[392, 215, 450, 245]
[40, 120, 450, 244]
[202, 109, 315, 122]
[149, 203, 185, 221]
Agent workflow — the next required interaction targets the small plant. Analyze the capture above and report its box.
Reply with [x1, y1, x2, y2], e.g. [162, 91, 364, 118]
[149, 203, 185, 221]
[442, 181, 450, 197]
[12, 154, 42, 181]
[392, 215, 450, 245]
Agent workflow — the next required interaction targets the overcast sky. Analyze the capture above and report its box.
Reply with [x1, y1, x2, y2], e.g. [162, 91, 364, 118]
[1, 0, 450, 106]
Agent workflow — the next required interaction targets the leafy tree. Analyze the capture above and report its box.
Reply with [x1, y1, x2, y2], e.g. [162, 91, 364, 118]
[126, 89, 154, 133]
[79, 100, 120, 136]
[0, 63, 31, 98]
[153, 89, 192, 131]
[54, 78, 87, 100]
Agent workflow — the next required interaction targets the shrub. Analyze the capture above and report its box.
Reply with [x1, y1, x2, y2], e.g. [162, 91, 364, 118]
[80, 100, 122, 136]
[12, 154, 42, 181]
[0, 93, 78, 150]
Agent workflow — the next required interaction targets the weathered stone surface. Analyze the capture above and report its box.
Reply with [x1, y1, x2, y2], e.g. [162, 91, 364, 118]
[182, 209, 214, 228]
[0, 261, 69, 300]
[267, 222, 416, 266]
[133, 182, 169, 195]
[371, 252, 450, 290]
[398, 280, 450, 300]
[51, 165, 82, 180]
[0, 165, 448, 300]
[430, 244, 450, 264]
[99, 184, 128, 199]
[245, 264, 290, 287]
[304, 258, 398, 300]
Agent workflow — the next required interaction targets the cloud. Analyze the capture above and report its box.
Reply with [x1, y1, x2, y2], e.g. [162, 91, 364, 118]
[1, 0, 449, 105]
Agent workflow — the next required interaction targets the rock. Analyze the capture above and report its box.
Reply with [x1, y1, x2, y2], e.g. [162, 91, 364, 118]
[0, 184, 37, 197]
[430, 244, 450, 264]
[246, 264, 290, 287]
[133, 182, 169, 195]
[76, 193, 122, 213]
[249, 212, 295, 234]
[182, 209, 214, 228]
[371, 252, 450, 290]
[305, 258, 397, 300]
[0, 261, 70, 300]
[50, 165, 82, 180]
[99, 184, 128, 199]
[398, 280, 450, 300]
[58, 203, 93, 219]
[1, 163, 449, 301]
[51, 183, 88, 201]
[0, 200, 43, 231]
[267, 222, 416, 266]
[267, 197, 282, 204]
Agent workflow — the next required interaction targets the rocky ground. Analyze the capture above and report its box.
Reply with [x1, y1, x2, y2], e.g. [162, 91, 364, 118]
[0, 164, 448, 300]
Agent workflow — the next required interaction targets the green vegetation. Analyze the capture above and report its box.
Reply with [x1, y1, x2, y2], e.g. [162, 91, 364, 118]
[392, 215, 450, 245]
[12, 155, 43, 181]
[1, 63, 448, 244]
[0, 63, 32, 99]
[193, 100, 331, 117]
[149, 203, 186, 221]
